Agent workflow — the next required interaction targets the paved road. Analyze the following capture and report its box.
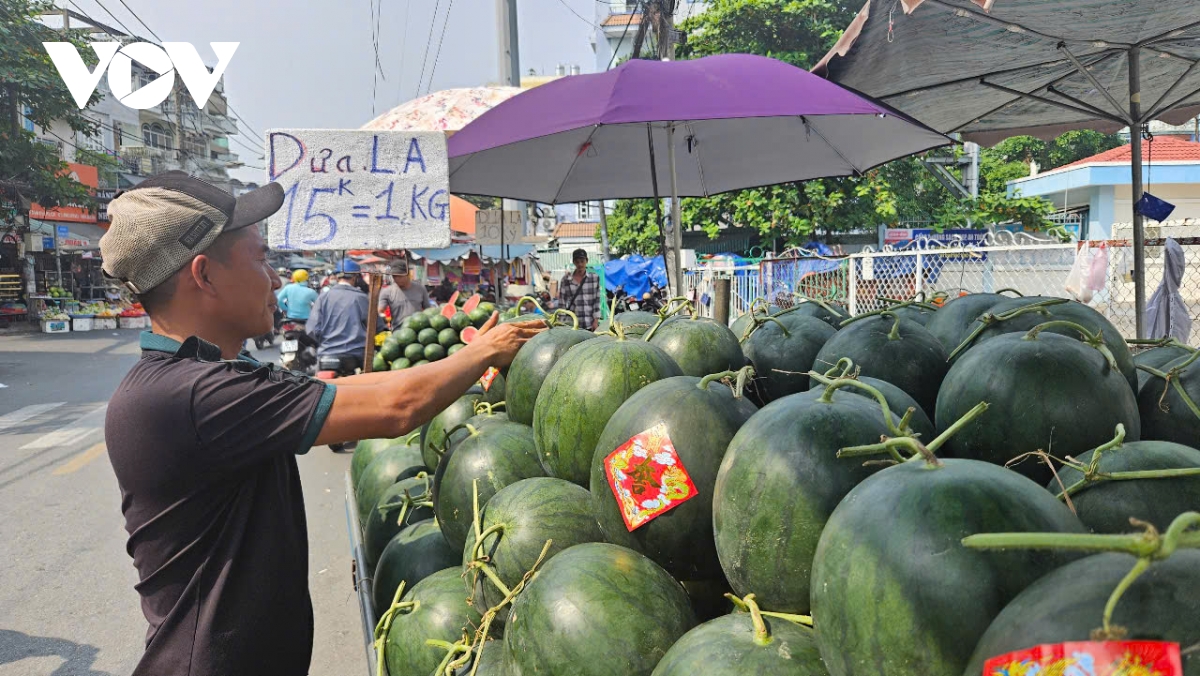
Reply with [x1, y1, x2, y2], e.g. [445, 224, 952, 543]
[0, 330, 364, 676]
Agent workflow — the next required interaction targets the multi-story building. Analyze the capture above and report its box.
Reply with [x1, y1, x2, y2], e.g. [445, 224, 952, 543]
[34, 9, 246, 194]
[591, 1, 704, 73]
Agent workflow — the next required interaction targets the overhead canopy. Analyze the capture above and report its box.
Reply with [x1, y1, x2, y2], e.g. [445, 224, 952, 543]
[814, 0, 1200, 146]
[814, 0, 1200, 338]
[409, 244, 534, 263]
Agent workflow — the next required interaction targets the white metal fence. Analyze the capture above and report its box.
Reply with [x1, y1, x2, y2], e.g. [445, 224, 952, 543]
[679, 232, 1200, 344]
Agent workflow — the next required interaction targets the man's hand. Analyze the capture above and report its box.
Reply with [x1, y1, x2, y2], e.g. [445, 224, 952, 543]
[470, 312, 546, 367]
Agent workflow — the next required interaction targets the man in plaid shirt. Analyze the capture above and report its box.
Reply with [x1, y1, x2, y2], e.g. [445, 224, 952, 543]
[558, 249, 601, 330]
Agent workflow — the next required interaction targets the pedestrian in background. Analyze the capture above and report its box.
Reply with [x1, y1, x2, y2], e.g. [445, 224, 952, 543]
[378, 259, 434, 328]
[276, 269, 318, 322]
[558, 249, 600, 330]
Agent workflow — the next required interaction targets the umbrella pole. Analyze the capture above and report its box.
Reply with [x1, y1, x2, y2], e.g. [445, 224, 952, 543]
[667, 123, 684, 297]
[647, 124, 671, 295]
[1129, 46, 1146, 339]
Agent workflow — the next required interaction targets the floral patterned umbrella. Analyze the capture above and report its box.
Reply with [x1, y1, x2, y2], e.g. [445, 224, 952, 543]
[361, 87, 523, 134]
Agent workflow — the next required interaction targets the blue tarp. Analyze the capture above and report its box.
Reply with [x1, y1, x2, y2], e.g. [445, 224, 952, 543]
[410, 244, 535, 263]
[792, 241, 842, 277]
[604, 254, 668, 298]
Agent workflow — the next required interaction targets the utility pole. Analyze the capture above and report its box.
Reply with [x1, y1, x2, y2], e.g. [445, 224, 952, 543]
[598, 203, 612, 261]
[497, 0, 524, 305]
[655, 0, 684, 293]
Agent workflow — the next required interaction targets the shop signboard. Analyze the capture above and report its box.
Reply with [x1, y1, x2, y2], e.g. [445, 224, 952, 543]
[29, 163, 99, 224]
[264, 129, 451, 251]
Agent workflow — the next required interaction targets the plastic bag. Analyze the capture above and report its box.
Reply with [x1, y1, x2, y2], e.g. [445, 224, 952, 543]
[1065, 241, 1108, 303]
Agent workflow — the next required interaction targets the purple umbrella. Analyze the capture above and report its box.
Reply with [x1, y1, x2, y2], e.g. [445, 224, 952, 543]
[448, 53, 950, 289]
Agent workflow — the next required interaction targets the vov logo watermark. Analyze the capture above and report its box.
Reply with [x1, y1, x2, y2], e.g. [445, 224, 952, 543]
[43, 42, 238, 110]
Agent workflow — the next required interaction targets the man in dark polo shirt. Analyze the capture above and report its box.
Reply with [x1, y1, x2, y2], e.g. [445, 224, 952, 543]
[99, 171, 543, 676]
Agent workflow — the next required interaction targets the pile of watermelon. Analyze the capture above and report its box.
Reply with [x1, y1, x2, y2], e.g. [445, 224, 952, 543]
[373, 295, 497, 372]
[350, 292, 1200, 676]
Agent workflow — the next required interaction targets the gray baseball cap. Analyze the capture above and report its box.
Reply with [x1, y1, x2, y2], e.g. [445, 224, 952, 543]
[100, 171, 284, 293]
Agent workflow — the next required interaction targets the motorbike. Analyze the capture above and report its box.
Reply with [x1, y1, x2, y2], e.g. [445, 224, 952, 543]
[278, 320, 316, 375]
[315, 354, 361, 452]
[253, 309, 283, 350]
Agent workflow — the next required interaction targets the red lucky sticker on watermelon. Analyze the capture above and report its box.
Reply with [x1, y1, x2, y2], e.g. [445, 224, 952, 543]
[982, 641, 1182, 676]
[603, 422, 698, 532]
[479, 367, 500, 391]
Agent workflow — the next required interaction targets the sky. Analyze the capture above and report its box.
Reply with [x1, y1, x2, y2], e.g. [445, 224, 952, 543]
[63, 0, 604, 182]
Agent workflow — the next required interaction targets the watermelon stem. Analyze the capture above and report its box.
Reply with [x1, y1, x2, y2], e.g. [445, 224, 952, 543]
[963, 511, 1200, 640]
[792, 295, 846, 319]
[552, 309, 580, 330]
[838, 402, 990, 467]
[1126, 336, 1195, 351]
[995, 287, 1025, 297]
[428, 634, 473, 676]
[879, 298, 941, 312]
[726, 593, 814, 635]
[947, 298, 1068, 361]
[697, 366, 756, 399]
[1023, 320, 1119, 371]
[1052, 424, 1200, 499]
[809, 372, 907, 438]
[373, 581, 418, 676]
[376, 473, 434, 527]
[467, 539, 555, 676]
[1138, 355, 1200, 424]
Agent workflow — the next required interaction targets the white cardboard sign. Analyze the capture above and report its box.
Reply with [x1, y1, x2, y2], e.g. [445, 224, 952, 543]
[474, 210, 522, 245]
[265, 129, 451, 251]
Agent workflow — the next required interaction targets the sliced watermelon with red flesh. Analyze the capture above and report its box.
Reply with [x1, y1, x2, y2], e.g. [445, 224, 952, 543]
[460, 326, 479, 344]
[449, 291, 461, 307]
[462, 294, 481, 313]
[440, 303, 457, 319]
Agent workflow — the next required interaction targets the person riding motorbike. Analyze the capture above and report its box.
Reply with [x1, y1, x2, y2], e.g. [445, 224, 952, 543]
[305, 260, 383, 372]
[276, 269, 318, 326]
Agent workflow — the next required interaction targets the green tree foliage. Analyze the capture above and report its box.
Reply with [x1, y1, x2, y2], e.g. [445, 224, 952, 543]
[0, 0, 103, 210]
[603, 0, 1088, 255]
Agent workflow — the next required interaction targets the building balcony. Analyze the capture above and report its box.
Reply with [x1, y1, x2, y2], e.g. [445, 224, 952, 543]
[201, 112, 239, 137]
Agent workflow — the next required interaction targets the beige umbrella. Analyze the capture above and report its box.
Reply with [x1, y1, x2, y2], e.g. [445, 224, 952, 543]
[361, 87, 523, 135]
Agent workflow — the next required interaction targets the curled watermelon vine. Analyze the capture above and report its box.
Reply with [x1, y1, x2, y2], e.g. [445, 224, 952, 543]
[1137, 349, 1200, 425]
[947, 297, 1069, 361]
[375, 472, 433, 527]
[1022, 320, 1119, 371]
[698, 365, 756, 400]
[374, 581, 418, 676]
[963, 511, 1200, 640]
[1037, 424, 1200, 501]
[836, 401, 991, 467]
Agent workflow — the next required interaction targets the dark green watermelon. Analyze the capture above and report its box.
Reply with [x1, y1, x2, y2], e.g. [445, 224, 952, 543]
[503, 543, 698, 676]
[422, 386, 494, 470]
[845, 375, 935, 439]
[1134, 343, 1195, 391]
[922, 292, 1003, 353]
[881, 302, 937, 326]
[534, 335, 682, 486]
[434, 421, 546, 552]
[364, 473, 433, 570]
[780, 299, 847, 328]
[351, 434, 414, 489]
[1051, 437, 1200, 533]
[646, 316, 745, 378]
[452, 639, 506, 676]
[598, 310, 659, 338]
[1139, 354, 1200, 444]
[591, 375, 758, 580]
[371, 519, 460, 615]
[651, 606, 828, 676]
[430, 411, 512, 512]
[956, 296, 1138, 392]
[713, 387, 895, 613]
[355, 440, 425, 524]
[810, 458, 1084, 676]
[966, 551, 1200, 676]
[505, 327, 599, 426]
[465, 477, 604, 625]
[742, 314, 836, 404]
[937, 330, 1141, 482]
[381, 567, 484, 676]
[810, 313, 949, 414]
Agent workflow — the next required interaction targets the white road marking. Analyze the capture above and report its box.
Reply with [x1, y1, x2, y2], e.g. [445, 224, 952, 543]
[19, 404, 107, 451]
[0, 402, 66, 434]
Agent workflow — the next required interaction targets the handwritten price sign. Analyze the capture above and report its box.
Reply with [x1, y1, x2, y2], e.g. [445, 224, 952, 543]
[474, 210, 522, 246]
[265, 129, 452, 251]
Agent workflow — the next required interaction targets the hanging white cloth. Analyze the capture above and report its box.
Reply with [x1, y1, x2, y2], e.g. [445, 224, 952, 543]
[1146, 238, 1192, 343]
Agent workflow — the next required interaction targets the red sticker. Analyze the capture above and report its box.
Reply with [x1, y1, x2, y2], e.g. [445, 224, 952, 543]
[983, 641, 1182, 676]
[603, 422, 698, 532]
[479, 367, 500, 391]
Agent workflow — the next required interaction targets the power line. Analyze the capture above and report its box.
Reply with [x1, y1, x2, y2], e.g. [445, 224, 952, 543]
[555, 0, 597, 28]
[607, 0, 640, 70]
[415, 0, 443, 100]
[425, 0, 455, 95]
[113, 0, 161, 41]
[65, 0, 125, 39]
[391, 0, 412, 107]
[78, 0, 137, 38]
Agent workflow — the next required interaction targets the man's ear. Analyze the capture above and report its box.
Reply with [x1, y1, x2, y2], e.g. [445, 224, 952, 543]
[190, 255, 219, 297]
